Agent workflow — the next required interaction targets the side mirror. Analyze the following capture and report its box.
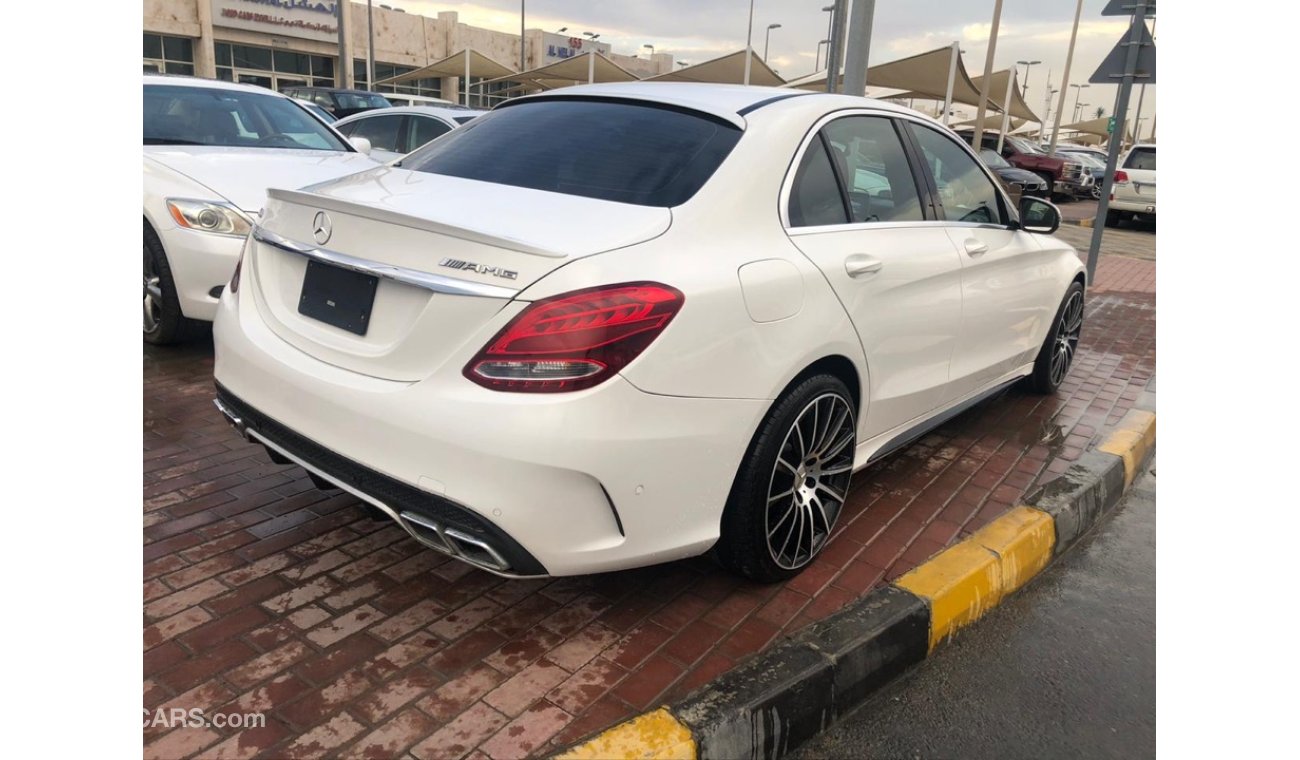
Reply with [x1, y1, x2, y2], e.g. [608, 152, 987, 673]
[1018, 196, 1061, 235]
[349, 136, 372, 156]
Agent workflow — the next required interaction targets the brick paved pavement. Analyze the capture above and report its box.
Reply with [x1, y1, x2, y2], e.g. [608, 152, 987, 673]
[143, 250, 1155, 759]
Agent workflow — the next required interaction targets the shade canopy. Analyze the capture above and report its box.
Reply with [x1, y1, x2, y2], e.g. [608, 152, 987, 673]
[373, 49, 516, 86]
[1060, 116, 1132, 142]
[481, 52, 640, 88]
[952, 116, 1027, 131]
[786, 45, 984, 105]
[644, 50, 785, 86]
[968, 70, 1039, 122]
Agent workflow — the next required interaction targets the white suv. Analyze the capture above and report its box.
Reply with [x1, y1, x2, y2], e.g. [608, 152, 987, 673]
[1106, 143, 1156, 226]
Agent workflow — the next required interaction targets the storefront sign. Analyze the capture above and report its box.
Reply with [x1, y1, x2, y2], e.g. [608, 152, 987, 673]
[212, 0, 338, 43]
[542, 32, 611, 62]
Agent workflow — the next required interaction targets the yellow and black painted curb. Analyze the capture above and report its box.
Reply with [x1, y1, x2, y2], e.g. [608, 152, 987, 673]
[557, 402, 1155, 760]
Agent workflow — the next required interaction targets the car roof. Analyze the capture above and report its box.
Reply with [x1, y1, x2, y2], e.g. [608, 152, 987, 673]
[284, 86, 385, 95]
[507, 81, 921, 129]
[333, 106, 487, 127]
[143, 73, 289, 98]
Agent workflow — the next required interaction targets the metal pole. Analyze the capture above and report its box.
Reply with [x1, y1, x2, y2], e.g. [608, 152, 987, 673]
[825, 0, 848, 93]
[942, 41, 958, 125]
[366, 0, 374, 90]
[1038, 69, 1051, 139]
[521, 1, 526, 71]
[1086, 0, 1150, 284]
[463, 50, 470, 106]
[970, 0, 1004, 151]
[588, 50, 595, 84]
[335, 0, 348, 89]
[743, 0, 755, 85]
[841, 0, 875, 97]
[1049, 0, 1084, 154]
[996, 71, 1015, 154]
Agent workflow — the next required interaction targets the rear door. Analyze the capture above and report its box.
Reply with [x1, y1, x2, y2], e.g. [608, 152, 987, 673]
[784, 113, 965, 440]
[905, 121, 1060, 399]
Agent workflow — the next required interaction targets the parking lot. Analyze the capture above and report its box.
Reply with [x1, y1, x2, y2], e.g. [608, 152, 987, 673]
[144, 236, 1155, 759]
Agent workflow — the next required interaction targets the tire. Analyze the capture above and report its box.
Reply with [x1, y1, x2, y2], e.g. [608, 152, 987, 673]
[1105, 209, 1121, 228]
[717, 374, 857, 582]
[1027, 282, 1085, 394]
[144, 222, 203, 345]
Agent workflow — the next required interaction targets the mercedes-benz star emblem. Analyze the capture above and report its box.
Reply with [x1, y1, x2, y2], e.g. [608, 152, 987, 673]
[312, 211, 333, 245]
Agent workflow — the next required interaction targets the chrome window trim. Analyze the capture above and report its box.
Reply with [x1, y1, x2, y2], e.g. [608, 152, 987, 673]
[779, 107, 1019, 232]
[251, 225, 520, 299]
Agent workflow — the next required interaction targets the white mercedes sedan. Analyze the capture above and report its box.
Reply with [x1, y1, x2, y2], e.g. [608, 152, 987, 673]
[144, 75, 377, 344]
[212, 83, 1085, 581]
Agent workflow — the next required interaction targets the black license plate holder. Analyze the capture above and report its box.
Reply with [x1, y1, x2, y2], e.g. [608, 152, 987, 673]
[297, 259, 379, 336]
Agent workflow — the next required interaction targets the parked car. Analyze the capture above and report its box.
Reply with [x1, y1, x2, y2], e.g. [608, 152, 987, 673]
[213, 83, 1085, 581]
[143, 75, 378, 343]
[958, 130, 1087, 199]
[296, 100, 337, 125]
[979, 148, 1050, 203]
[1106, 143, 1156, 226]
[282, 86, 392, 118]
[333, 106, 485, 163]
[381, 92, 460, 108]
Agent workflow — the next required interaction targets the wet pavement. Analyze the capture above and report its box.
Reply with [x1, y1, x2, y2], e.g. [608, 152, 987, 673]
[793, 461, 1156, 760]
[143, 246, 1156, 759]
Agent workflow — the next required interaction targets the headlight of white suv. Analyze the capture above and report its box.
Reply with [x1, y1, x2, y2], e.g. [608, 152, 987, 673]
[165, 199, 253, 237]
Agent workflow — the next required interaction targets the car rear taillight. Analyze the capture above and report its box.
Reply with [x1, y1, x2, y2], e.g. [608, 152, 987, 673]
[465, 282, 684, 393]
[1114, 170, 1129, 183]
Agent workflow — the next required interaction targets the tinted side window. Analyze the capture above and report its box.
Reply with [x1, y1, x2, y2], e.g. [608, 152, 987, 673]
[1125, 147, 1156, 171]
[821, 117, 925, 223]
[402, 99, 741, 207]
[350, 115, 403, 152]
[789, 138, 849, 227]
[909, 125, 1005, 225]
[409, 116, 452, 152]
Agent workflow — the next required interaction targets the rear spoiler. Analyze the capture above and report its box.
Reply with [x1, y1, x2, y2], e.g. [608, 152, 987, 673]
[266, 187, 567, 259]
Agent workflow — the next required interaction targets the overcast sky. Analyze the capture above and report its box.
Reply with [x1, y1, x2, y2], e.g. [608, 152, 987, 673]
[398, 0, 1155, 137]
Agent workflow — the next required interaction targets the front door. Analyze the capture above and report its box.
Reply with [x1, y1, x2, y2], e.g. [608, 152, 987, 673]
[784, 113, 965, 442]
[906, 122, 1060, 400]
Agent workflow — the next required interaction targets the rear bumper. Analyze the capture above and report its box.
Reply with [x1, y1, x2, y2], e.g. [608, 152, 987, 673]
[211, 287, 768, 577]
[1110, 194, 1156, 215]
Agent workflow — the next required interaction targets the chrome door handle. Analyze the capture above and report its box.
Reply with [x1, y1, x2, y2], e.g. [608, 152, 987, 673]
[964, 239, 989, 256]
[845, 254, 883, 278]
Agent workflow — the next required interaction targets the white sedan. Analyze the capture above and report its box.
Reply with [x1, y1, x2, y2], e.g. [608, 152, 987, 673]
[213, 82, 1085, 581]
[332, 106, 485, 163]
[144, 75, 378, 343]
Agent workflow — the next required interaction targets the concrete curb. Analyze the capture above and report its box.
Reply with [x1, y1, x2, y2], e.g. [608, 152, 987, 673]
[557, 403, 1155, 760]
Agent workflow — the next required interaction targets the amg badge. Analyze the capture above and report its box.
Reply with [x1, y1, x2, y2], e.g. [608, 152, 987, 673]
[438, 258, 519, 280]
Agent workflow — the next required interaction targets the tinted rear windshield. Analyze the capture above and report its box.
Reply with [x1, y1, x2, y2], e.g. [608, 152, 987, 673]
[1125, 147, 1156, 171]
[401, 98, 742, 207]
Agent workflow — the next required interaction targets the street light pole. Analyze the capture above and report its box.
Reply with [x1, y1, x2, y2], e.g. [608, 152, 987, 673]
[520, 1, 526, 71]
[743, 0, 756, 85]
[1017, 59, 1040, 97]
[764, 24, 782, 62]
[1070, 84, 1089, 122]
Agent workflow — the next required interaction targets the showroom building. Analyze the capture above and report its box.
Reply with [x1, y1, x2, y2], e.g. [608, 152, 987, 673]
[143, 0, 674, 106]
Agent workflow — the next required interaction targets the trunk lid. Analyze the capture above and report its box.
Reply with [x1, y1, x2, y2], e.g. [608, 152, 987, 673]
[247, 167, 672, 381]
